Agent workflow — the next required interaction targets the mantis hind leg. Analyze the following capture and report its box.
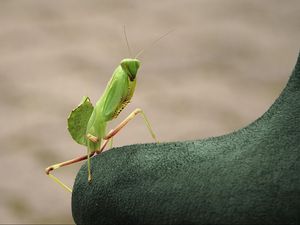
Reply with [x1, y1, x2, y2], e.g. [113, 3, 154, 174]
[87, 149, 93, 182]
[97, 108, 158, 154]
[109, 137, 114, 148]
[45, 152, 95, 192]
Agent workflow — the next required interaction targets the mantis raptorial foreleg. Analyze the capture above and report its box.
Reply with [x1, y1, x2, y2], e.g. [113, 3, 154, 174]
[96, 108, 158, 154]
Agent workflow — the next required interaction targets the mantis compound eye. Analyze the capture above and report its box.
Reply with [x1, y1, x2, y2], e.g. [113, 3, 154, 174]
[121, 59, 140, 81]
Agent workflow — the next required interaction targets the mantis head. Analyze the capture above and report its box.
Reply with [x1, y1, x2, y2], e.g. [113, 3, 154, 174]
[121, 58, 140, 81]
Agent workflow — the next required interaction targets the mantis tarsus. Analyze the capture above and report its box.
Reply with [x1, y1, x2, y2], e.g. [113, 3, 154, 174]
[45, 29, 170, 193]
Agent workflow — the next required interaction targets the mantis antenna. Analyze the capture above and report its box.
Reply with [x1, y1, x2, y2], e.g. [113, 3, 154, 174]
[123, 25, 133, 58]
[135, 29, 174, 59]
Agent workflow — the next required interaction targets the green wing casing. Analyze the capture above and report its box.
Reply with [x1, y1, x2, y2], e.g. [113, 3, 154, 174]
[68, 96, 94, 146]
[100, 66, 129, 121]
[84, 66, 129, 151]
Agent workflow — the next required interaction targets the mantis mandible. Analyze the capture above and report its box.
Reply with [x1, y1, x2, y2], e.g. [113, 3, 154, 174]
[45, 29, 170, 193]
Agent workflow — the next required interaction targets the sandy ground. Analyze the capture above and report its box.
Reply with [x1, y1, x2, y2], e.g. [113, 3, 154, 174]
[0, 0, 299, 223]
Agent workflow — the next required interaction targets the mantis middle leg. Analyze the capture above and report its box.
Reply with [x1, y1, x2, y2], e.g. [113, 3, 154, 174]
[96, 108, 158, 154]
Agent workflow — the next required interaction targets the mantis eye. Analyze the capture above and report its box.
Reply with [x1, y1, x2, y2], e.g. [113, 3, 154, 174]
[121, 60, 140, 81]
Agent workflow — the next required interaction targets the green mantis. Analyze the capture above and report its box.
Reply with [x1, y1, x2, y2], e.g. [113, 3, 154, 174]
[45, 30, 169, 193]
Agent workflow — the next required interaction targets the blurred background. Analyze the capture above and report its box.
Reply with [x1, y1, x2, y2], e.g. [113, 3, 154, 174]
[0, 0, 299, 223]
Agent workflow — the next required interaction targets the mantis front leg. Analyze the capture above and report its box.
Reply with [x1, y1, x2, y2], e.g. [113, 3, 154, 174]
[97, 108, 158, 154]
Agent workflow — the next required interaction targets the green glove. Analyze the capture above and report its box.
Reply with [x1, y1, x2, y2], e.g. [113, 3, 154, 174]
[72, 52, 300, 225]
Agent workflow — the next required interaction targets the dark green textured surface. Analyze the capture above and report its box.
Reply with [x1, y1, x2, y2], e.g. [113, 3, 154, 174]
[72, 52, 300, 225]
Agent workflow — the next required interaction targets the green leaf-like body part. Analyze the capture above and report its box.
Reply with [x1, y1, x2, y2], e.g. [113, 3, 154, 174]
[68, 96, 94, 146]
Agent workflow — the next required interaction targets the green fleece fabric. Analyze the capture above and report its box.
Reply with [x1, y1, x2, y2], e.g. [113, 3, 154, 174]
[72, 52, 300, 225]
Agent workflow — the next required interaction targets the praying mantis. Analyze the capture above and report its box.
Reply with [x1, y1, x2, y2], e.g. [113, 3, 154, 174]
[45, 29, 170, 193]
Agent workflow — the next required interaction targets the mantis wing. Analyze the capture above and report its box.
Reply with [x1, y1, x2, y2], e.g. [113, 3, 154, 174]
[100, 75, 128, 121]
[68, 96, 94, 146]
